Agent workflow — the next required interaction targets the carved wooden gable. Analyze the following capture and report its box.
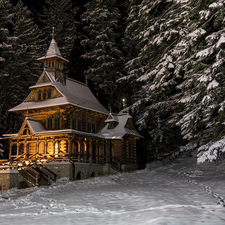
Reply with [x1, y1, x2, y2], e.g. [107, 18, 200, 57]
[25, 91, 36, 102]
[37, 71, 51, 84]
[25, 86, 63, 102]
[18, 121, 34, 137]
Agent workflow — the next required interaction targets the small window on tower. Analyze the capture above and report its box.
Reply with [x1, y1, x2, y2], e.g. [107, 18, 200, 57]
[52, 62, 54, 67]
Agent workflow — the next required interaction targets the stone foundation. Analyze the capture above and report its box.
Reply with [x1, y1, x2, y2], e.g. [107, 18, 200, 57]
[44, 162, 114, 180]
[0, 168, 19, 191]
[121, 164, 138, 171]
[0, 162, 138, 190]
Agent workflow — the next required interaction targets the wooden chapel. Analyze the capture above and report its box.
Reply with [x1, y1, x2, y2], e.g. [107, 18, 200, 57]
[1, 36, 143, 183]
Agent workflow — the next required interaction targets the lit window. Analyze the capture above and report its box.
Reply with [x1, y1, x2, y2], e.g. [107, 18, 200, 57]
[39, 142, 45, 154]
[19, 144, 24, 155]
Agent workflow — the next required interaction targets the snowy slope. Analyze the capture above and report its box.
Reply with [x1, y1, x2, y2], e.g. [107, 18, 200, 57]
[1, 155, 225, 225]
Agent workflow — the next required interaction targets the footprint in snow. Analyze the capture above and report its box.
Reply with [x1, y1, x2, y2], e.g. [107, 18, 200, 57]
[48, 198, 56, 203]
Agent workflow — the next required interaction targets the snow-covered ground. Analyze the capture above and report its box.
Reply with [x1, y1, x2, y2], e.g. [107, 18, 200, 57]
[1, 153, 225, 225]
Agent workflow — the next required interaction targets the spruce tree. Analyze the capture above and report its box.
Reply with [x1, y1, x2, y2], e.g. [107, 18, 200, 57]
[10, 0, 43, 106]
[122, 0, 190, 159]
[41, 0, 78, 66]
[174, 1, 225, 160]
[81, 0, 123, 111]
[0, 0, 13, 137]
[116, 0, 143, 109]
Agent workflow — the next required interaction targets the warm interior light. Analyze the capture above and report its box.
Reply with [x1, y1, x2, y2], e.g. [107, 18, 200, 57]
[55, 142, 58, 158]
[60, 140, 67, 152]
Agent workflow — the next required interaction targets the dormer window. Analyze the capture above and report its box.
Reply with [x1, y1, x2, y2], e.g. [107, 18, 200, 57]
[105, 112, 118, 129]
[34, 88, 55, 101]
[43, 89, 47, 100]
[108, 122, 114, 129]
[38, 90, 42, 100]
[48, 89, 51, 98]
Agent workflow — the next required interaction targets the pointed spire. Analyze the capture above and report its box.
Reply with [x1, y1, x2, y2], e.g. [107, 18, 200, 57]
[37, 27, 69, 64]
[46, 39, 62, 57]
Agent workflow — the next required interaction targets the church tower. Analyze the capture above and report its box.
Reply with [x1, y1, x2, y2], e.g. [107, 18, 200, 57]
[37, 28, 69, 85]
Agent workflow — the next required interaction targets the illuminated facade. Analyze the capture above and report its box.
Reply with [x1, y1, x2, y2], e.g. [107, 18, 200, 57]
[2, 37, 143, 176]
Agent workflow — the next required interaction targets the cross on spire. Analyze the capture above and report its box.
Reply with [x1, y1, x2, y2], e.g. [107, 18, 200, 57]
[52, 27, 55, 39]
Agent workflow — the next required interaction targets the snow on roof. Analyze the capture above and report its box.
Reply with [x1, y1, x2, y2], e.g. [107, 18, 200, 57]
[16, 117, 45, 137]
[46, 39, 61, 57]
[3, 113, 142, 139]
[104, 112, 119, 123]
[98, 114, 143, 139]
[26, 118, 45, 134]
[37, 38, 69, 63]
[9, 71, 109, 115]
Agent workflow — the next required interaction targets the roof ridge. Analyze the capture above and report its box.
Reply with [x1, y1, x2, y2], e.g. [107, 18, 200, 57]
[66, 77, 87, 87]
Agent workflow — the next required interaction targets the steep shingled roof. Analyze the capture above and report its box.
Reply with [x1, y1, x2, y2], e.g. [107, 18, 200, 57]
[9, 70, 109, 115]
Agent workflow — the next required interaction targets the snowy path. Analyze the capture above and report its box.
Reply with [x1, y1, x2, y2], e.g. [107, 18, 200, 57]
[1, 155, 225, 225]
